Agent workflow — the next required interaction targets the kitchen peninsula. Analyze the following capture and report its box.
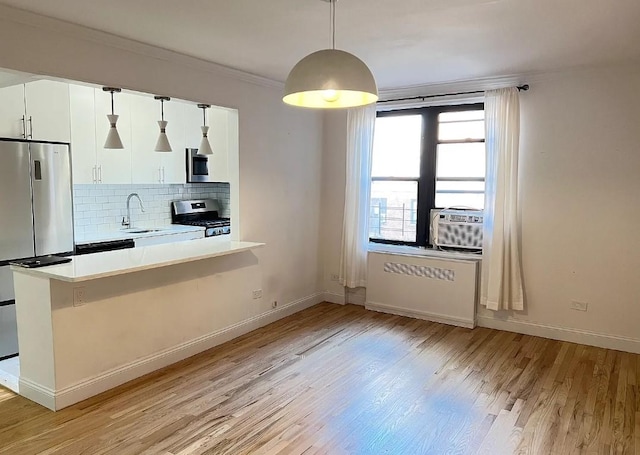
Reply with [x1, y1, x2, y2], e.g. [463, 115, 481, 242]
[11, 238, 264, 410]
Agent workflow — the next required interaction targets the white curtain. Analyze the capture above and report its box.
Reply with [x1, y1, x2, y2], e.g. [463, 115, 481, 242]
[481, 88, 524, 311]
[339, 105, 376, 288]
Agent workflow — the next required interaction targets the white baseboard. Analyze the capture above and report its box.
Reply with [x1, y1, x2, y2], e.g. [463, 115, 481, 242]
[477, 315, 640, 354]
[19, 378, 55, 410]
[365, 301, 475, 329]
[24, 292, 324, 411]
[323, 291, 345, 305]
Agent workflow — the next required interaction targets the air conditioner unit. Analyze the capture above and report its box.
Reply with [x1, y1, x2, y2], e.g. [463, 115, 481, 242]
[431, 209, 483, 250]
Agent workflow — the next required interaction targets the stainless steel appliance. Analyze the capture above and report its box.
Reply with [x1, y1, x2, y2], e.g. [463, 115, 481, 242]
[0, 139, 74, 359]
[186, 148, 212, 183]
[171, 199, 230, 237]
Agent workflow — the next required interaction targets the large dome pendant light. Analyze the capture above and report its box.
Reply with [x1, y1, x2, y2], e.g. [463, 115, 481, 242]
[197, 104, 213, 156]
[154, 96, 172, 152]
[103, 87, 124, 149]
[283, 0, 378, 109]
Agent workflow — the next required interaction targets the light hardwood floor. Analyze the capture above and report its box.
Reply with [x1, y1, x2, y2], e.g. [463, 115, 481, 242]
[0, 303, 638, 454]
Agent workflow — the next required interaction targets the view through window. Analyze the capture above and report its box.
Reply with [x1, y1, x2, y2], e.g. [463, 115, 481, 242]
[369, 104, 485, 246]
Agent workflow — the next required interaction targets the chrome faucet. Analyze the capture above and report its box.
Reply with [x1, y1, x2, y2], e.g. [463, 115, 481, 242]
[122, 193, 145, 228]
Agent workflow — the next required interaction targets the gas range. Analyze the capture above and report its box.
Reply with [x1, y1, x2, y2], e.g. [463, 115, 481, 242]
[171, 199, 230, 237]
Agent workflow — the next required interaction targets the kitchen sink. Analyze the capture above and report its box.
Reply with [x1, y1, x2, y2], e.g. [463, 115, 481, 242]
[122, 228, 164, 234]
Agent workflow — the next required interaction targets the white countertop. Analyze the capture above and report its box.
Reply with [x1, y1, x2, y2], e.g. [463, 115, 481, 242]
[74, 224, 205, 244]
[12, 238, 265, 283]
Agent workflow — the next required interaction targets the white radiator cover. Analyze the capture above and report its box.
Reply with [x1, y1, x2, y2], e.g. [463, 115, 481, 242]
[366, 252, 479, 328]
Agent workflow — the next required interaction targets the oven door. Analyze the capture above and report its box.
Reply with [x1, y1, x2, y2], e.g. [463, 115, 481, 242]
[186, 148, 211, 183]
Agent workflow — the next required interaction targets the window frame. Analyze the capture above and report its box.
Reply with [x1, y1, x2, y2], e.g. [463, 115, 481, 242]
[370, 102, 485, 247]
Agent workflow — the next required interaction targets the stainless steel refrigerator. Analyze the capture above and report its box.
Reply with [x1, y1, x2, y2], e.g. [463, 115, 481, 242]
[0, 139, 74, 360]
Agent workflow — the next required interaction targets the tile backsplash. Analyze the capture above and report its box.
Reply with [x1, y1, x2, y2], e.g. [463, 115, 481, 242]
[73, 183, 230, 237]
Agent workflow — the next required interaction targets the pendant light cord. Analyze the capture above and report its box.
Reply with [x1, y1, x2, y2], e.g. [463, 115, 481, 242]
[330, 0, 336, 50]
[110, 91, 115, 115]
[161, 99, 165, 121]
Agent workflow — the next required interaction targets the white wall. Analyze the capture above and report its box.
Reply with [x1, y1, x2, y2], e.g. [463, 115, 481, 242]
[0, 6, 324, 316]
[321, 63, 640, 350]
[478, 63, 640, 345]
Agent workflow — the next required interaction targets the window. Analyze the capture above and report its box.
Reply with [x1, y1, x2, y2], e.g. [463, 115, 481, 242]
[369, 103, 485, 246]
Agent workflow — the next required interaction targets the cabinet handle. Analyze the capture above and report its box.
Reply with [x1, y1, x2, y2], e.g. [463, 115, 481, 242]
[92, 166, 97, 183]
[162, 166, 166, 183]
[20, 115, 26, 139]
[27, 116, 33, 139]
[98, 165, 102, 183]
[158, 167, 162, 183]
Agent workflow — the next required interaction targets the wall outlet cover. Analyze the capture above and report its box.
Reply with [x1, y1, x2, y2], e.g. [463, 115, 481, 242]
[73, 287, 86, 306]
[570, 300, 588, 312]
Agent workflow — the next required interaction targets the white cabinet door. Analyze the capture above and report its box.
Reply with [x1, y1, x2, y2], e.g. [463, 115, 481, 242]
[95, 88, 132, 184]
[208, 108, 229, 182]
[182, 103, 230, 182]
[0, 84, 26, 139]
[69, 84, 98, 184]
[130, 94, 163, 184]
[183, 102, 202, 150]
[161, 100, 186, 184]
[130, 95, 186, 184]
[24, 80, 71, 143]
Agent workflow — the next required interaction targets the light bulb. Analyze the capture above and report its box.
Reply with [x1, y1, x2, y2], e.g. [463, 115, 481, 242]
[321, 89, 340, 102]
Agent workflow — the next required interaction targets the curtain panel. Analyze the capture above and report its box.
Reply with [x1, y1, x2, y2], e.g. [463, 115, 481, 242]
[481, 88, 525, 311]
[339, 105, 376, 288]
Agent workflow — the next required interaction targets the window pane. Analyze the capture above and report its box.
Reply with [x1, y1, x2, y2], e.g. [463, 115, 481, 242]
[370, 180, 418, 242]
[439, 110, 484, 122]
[438, 120, 485, 141]
[436, 181, 485, 192]
[435, 192, 485, 210]
[436, 143, 485, 178]
[372, 115, 421, 178]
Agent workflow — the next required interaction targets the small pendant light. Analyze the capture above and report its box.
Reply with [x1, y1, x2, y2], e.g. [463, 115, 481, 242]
[154, 96, 172, 152]
[103, 87, 124, 149]
[197, 104, 213, 156]
[283, 0, 378, 109]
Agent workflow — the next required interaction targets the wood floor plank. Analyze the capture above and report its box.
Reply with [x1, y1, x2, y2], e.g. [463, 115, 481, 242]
[0, 303, 639, 455]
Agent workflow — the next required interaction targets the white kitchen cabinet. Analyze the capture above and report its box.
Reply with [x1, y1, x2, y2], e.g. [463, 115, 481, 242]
[0, 84, 26, 139]
[0, 81, 70, 142]
[94, 88, 132, 184]
[69, 84, 133, 184]
[130, 95, 185, 184]
[69, 84, 98, 184]
[24, 80, 71, 143]
[183, 103, 229, 182]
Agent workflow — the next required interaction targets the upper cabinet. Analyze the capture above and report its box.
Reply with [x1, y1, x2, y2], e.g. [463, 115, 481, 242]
[24, 80, 71, 143]
[183, 104, 230, 183]
[3, 79, 233, 185]
[0, 80, 70, 142]
[130, 96, 186, 184]
[0, 84, 26, 138]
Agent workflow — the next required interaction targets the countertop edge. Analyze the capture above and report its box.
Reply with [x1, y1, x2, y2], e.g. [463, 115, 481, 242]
[11, 241, 265, 283]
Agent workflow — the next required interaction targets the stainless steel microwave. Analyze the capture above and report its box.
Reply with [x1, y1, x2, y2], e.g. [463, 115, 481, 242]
[186, 148, 211, 183]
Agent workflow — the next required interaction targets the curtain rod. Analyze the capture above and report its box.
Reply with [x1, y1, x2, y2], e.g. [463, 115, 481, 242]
[377, 84, 530, 104]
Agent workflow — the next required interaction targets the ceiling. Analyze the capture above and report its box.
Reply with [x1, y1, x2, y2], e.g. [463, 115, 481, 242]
[1, 0, 640, 90]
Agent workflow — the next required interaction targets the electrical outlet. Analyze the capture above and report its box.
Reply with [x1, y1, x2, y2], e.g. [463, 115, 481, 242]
[272, 300, 278, 309]
[252, 289, 263, 299]
[570, 300, 588, 312]
[330, 273, 340, 282]
[73, 287, 86, 306]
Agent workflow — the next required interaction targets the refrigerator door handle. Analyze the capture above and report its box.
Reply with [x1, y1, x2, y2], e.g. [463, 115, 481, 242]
[33, 160, 42, 180]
